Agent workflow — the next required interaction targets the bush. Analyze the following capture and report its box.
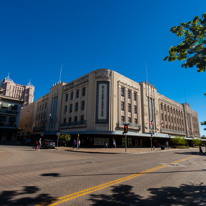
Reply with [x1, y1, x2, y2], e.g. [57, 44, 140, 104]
[171, 136, 188, 146]
[59, 134, 71, 146]
[192, 139, 201, 146]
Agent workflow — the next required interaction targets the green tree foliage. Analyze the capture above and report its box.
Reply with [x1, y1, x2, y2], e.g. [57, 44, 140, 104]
[163, 13, 206, 72]
[171, 136, 187, 146]
[59, 134, 71, 146]
[192, 139, 201, 146]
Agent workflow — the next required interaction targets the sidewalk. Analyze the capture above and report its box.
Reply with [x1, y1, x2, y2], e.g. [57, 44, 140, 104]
[55, 146, 182, 154]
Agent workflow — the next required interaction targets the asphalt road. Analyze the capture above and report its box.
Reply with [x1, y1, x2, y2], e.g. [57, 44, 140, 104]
[0, 145, 206, 206]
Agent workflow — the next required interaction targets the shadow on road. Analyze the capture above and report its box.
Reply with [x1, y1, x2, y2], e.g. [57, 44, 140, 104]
[0, 186, 56, 206]
[174, 151, 200, 155]
[89, 183, 206, 206]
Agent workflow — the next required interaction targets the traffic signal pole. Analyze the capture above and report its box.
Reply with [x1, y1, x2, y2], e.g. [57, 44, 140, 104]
[125, 133, 127, 153]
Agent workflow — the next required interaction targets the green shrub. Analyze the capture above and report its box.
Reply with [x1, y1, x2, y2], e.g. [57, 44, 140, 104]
[171, 136, 188, 146]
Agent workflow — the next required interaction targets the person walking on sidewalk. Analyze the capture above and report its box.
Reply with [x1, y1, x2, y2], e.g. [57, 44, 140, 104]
[38, 138, 42, 151]
[78, 139, 81, 149]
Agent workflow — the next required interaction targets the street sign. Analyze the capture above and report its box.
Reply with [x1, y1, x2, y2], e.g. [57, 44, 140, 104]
[56, 132, 60, 136]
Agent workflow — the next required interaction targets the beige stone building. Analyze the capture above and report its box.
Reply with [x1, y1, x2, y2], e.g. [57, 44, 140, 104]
[19, 69, 200, 147]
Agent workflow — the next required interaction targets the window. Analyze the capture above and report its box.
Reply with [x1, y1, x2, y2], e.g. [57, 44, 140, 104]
[134, 93, 136, 101]
[82, 87, 86, 96]
[164, 105, 166, 111]
[165, 115, 167, 121]
[71, 92, 73, 100]
[40, 105, 41, 110]
[70, 104, 73, 113]
[121, 102, 124, 111]
[74, 116, 77, 122]
[81, 101, 85, 110]
[128, 90, 131, 99]
[66, 94, 68, 102]
[134, 119, 137, 124]
[75, 103, 78, 111]
[41, 113, 43, 119]
[64, 118, 66, 123]
[69, 117, 72, 122]
[121, 88, 124, 97]
[42, 104, 44, 109]
[81, 115, 84, 121]
[128, 104, 131, 112]
[121, 116, 124, 122]
[44, 112, 46, 118]
[45, 103, 47, 109]
[168, 116, 170, 122]
[134, 105, 137, 114]
[161, 114, 163, 120]
[76, 90, 79, 98]
[65, 106, 67, 113]
[36, 115, 38, 121]
[128, 117, 131, 123]
[161, 103, 163, 110]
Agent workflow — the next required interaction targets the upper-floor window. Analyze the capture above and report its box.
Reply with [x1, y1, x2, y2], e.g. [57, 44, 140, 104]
[128, 104, 131, 112]
[128, 90, 131, 99]
[134, 119, 137, 124]
[134, 105, 137, 114]
[71, 92, 73, 100]
[76, 90, 79, 98]
[64, 118, 66, 123]
[69, 117, 72, 122]
[121, 116, 124, 122]
[40, 105, 41, 110]
[65, 105, 67, 113]
[66, 94, 68, 102]
[134, 93, 137, 101]
[121, 88, 124, 97]
[37, 106, 39, 111]
[45, 103, 47, 109]
[70, 104, 73, 113]
[161, 103, 163, 110]
[42, 104, 44, 109]
[81, 101, 85, 110]
[75, 103, 78, 111]
[164, 105, 166, 111]
[121, 102, 124, 111]
[81, 115, 84, 121]
[128, 117, 131, 123]
[82, 87, 86, 96]
[74, 116, 77, 122]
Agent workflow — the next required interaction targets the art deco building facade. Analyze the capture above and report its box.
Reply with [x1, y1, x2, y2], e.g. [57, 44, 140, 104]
[19, 69, 200, 146]
[0, 75, 35, 107]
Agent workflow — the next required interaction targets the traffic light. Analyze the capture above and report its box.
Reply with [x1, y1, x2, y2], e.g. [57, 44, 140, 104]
[124, 125, 128, 133]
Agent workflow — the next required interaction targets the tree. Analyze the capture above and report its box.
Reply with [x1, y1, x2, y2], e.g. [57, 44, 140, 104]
[192, 139, 201, 146]
[163, 13, 206, 72]
[171, 136, 187, 146]
[59, 134, 71, 146]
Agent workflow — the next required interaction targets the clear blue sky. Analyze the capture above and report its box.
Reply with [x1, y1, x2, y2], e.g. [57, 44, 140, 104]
[0, 0, 206, 136]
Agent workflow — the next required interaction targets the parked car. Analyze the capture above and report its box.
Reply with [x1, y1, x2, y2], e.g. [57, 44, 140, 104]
[42, 139, 56, 149]
[21, 139, 31, 145]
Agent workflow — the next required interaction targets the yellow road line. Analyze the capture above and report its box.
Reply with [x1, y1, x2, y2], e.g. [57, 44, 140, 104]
[36, 155, 196, 206]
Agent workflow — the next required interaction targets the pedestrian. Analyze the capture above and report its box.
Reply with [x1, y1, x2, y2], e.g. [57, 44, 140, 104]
[73, 139, 76, 149]
[104, 142, 108, 148]
[113, 139, 116, 148]
[38, 138, 42, 151]
[78, 139, 81, 149]
[35, 139, 39, 151]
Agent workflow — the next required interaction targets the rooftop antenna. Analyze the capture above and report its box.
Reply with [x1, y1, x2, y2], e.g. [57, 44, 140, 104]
[59, 63, 63, 83]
